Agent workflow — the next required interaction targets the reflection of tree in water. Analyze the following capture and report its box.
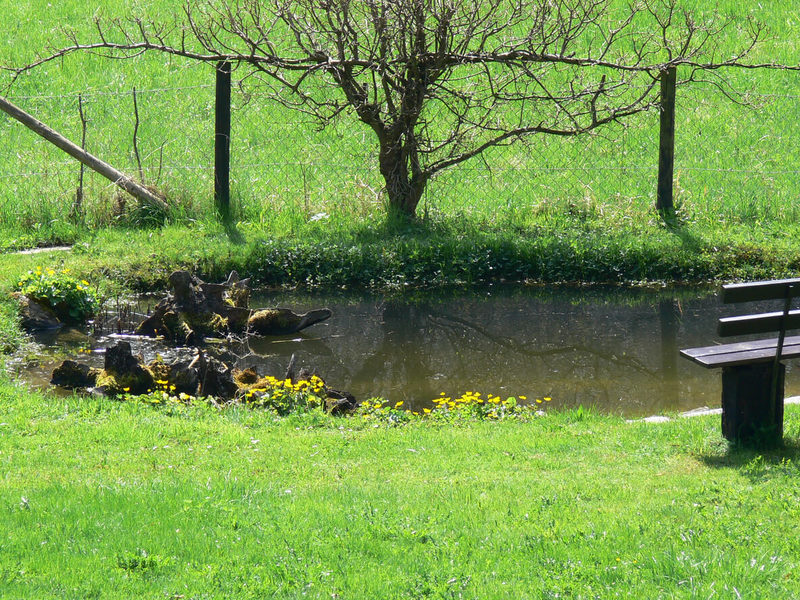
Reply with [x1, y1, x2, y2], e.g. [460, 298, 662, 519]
[428, 310, 656, 375]
[351, 301, 438, 402]
[659, 298, 682, 410]
[349, 298, 678, 407]
[224, 292, 691, 413]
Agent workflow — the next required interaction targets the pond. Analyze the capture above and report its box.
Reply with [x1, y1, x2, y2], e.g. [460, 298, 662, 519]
[12, 284, 800, 417]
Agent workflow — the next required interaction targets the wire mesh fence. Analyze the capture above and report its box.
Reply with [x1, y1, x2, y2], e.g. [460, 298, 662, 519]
[1, 75, 799, 229]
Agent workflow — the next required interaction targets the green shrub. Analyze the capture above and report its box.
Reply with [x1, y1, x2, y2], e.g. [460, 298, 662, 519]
[15, 266, 100, 323]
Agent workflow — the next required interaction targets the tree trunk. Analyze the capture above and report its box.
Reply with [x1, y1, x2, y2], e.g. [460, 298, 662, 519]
[657, 67, 677, 226]
[379, 138, 426, 219]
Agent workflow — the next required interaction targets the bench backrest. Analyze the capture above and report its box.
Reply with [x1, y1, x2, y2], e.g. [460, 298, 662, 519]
[718, 278, 800, 338]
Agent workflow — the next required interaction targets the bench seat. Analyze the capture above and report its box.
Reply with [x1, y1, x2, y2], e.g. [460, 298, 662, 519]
[680, 335, 800, 369]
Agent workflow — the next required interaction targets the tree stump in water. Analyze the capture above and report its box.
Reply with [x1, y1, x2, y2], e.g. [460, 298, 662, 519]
[136, 270, 331, 342]
[247, 308, 332, 336]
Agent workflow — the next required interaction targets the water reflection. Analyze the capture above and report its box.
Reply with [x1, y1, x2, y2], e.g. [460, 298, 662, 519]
[229, 284, 800, 415]
[14, 284, 800, 416]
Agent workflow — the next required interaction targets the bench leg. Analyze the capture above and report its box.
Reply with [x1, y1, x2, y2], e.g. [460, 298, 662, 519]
[721, 363, 784, 444]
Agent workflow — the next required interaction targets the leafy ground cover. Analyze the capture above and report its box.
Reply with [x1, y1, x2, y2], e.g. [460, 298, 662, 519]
[2, 380, 800, 598]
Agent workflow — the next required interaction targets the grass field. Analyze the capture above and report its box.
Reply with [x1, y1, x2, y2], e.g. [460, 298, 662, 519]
[2, 1, 800, 244]
[3, 380, 800, 599]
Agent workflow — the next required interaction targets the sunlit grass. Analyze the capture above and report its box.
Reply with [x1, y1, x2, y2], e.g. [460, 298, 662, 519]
[2, 380, 800, 598]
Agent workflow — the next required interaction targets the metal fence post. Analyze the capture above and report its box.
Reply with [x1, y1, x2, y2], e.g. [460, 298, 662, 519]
[657, 66, 677, 222]
[215, 61, 232, 220]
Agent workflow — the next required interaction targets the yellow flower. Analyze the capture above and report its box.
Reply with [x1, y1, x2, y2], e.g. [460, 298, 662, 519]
[81, 280, 90, 286]
[423, 408, 431, 414]
[544, 397, 552, 402]
[394, 401, 404, 408]
[519, 395, 527, 400]
[123, 387, 130, 392]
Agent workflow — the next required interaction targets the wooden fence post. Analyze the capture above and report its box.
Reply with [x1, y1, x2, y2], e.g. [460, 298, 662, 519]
[215, 61, 232, 221]
[657, 66, 677, 223]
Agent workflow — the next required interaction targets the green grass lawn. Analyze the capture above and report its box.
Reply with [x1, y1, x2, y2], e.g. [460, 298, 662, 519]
[2, 380, 800, 598]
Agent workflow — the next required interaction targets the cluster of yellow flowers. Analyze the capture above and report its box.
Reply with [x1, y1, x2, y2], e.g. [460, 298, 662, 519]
[25, 267, 91, 290]
[155, 379, 177, 392]
[16, 266, 99, 322]
[122, 382, 192, 406]
[432, 390, 521, 408]
[242, 375, 325, 397]
[359, 391, 552, 423]
[241, 375, 326, 414]
[358, 399, 412, 425]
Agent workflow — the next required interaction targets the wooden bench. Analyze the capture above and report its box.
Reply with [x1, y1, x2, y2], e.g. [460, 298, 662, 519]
[680, 278, 800, 444]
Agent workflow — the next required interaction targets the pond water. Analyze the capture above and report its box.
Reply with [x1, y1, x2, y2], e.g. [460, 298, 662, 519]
[12, 284, 800, 417]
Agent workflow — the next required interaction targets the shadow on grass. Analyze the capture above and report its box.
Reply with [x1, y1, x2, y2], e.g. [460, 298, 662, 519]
[223, 219, 246, 245]
[349, 212, 450, 244]
[668, 222, 704, 252]
[697, 437, 800, 480]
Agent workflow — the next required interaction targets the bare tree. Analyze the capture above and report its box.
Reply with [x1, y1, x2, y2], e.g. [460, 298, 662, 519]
[6, 0, 767, 219]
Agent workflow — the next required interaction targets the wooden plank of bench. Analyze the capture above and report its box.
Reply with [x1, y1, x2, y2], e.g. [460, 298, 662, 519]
[718, 310, 800, 337]
[680, 335, 800, 368]
[722, 278, 800, 303]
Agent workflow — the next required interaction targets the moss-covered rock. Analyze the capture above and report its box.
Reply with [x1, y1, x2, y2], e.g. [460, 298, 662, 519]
[50, 360, 100, 389]
[11, 292, 62, 331]
[233, 368, 260, 385]
[95, 341, 155, 395]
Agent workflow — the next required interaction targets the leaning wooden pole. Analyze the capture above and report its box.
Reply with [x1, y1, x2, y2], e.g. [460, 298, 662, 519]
[0, 94, 168, 212]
